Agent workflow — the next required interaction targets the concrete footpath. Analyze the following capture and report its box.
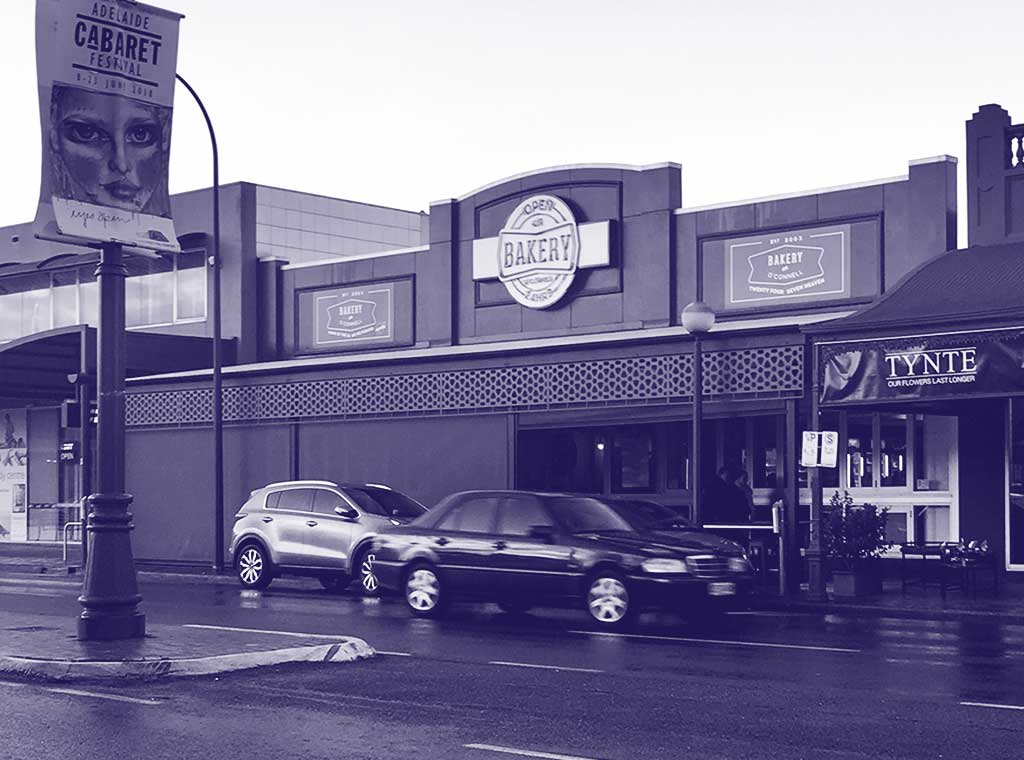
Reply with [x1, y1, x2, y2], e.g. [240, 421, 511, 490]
[0, 609, 374, 683]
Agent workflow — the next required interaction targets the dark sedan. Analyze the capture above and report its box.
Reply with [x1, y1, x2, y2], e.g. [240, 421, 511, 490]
[373, 490, 755, 628]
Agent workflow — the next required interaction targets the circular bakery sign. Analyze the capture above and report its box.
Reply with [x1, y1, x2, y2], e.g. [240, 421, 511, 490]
[497, 194, 580, 309]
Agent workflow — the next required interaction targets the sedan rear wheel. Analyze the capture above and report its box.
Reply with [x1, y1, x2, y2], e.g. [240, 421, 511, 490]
[585, 572, 633, 629]
[405, 564, 445, 618]
[237, 544, 273, 590]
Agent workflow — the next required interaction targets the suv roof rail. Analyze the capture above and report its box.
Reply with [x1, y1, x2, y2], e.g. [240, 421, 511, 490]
[364, 482, 392, 490]
[263, 479, 338, 489]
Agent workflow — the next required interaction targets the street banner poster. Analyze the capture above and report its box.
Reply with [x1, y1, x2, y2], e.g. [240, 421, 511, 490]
[0, 409, 29, 542]
[724, 223, 851, 309]
[33, 0, 184, 253]
[820, 330, 1024, 405]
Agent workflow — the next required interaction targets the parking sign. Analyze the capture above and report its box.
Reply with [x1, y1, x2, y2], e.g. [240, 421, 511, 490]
[801, 431, 839, 468]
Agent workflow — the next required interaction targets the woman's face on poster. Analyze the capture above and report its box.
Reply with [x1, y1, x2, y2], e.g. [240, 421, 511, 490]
[52, 88, 165, 213]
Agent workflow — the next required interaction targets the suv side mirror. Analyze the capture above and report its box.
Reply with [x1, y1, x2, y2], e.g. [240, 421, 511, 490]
[528, 524, 556, 543]
[334, 506, 358, 520]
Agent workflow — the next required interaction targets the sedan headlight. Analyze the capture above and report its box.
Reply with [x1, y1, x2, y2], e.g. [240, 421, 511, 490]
[641, 558, 689, 574]
[728, 556, 753, 573]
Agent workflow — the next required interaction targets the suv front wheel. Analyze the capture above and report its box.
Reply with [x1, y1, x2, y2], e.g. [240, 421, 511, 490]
[237, 543, 274, 590]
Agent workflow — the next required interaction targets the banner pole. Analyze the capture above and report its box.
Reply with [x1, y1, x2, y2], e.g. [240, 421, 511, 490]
[77, 242, 145, 640]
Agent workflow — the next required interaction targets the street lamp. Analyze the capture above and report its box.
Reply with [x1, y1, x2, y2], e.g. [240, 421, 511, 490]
[682, 301, 716, 526]
[175, 73, 225, 573]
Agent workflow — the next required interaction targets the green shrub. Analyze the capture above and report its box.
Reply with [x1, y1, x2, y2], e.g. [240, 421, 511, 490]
[822, 491, 893, 571]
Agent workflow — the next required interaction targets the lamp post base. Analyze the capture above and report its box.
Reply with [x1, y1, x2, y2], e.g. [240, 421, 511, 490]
[77, 611, 146, 641]
[77, 492, 146, 641]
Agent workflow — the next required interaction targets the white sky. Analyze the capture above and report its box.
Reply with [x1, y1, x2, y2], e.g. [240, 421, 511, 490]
[2, 0, 1021, 245]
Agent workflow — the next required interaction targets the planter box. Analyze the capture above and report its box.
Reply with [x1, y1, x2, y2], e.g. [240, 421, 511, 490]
[831, 568, 883, 598]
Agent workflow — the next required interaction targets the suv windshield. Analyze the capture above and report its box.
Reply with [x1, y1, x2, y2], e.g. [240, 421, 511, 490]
[546, 497, 635, 534]
[346, 486, 428, 519]
[605, 499, 693, 531]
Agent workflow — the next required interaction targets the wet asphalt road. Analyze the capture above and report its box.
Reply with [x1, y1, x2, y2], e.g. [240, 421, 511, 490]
[1, 575, 1023, 760]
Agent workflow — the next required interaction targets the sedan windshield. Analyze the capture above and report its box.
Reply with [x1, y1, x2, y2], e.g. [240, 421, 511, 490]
[346, 487, 428, 519]
[605, 500, 693, 531]
[546, 497, 635, 533]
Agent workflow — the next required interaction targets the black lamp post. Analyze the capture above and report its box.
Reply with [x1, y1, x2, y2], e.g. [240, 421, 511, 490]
[77, 243, 145, 640]
[682, 301, 716, 526]
[175, 73, 225, 572]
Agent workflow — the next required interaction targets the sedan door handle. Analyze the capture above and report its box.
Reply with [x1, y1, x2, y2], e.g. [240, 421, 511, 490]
[493, 541, 507, 550]
[435, 537, 449, 546]
[261, 516, 273, 523]
[306, 520, 318, 527]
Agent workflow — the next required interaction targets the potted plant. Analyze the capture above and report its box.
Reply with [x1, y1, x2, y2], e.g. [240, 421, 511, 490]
[822, 491, 892, 598]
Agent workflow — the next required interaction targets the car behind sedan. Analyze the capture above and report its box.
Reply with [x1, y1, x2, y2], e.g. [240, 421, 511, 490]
[373, 490, 754, 628]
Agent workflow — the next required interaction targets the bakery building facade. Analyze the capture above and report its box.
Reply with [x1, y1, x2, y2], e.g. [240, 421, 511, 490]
[6, 101, 1024, 587]
[119, 153, 953, 575]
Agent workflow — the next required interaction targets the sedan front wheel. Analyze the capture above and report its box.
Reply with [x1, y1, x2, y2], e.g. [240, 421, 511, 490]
[404, 563, 446, 618]
[585, 571, 634, 629]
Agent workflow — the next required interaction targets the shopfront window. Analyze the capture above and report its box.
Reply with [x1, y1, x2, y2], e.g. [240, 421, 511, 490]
[666, 421, 691, 491]
[914, 505, 950, 543]
[879, 413, 908, 487]
[884, 511, 909, 545]
[0, 251, 207, 344]
[914, 415, 953, 491]
[518, 427, 604, 494]
[1010, 399, 1024, 566]
[176, 251, 208, 320]
[611, 426, 654, 493]
[752, 417, 777, 488]
[52, 270, 78, 328]
[846, 414, 873, 489]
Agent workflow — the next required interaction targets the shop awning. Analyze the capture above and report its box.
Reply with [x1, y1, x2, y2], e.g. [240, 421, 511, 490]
[804, 242, 1024, 406]
[0, 325, 235, 409]
[808, 241, 1024, 336]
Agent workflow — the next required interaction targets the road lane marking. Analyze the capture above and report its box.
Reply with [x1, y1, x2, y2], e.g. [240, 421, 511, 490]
[464, 743, 598, 760]
[376, 651, 413, 657]
[569, 630, 861, 653]
[0, 577, 81, 588]
[960, 701, 1024, 711]
[489, 661, 604, 674]
[47, 688, 161, 705]
[183, 623, 339, 639]
[885, 658, 956, 667]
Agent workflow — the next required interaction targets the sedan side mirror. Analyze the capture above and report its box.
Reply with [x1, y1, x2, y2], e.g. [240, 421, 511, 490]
[334, 506, 358, 520]
[528, 524, 556, 543]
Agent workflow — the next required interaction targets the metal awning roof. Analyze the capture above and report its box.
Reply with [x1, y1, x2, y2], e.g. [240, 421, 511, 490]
[806, 241, 1024, 337]
[0, 325, 234, 408]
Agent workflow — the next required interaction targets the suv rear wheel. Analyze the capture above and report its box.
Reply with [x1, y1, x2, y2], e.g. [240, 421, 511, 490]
[237, 543, 274, 590]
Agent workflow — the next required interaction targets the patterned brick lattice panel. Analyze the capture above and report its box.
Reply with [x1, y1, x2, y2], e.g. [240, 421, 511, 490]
[125, 346, 803, 427]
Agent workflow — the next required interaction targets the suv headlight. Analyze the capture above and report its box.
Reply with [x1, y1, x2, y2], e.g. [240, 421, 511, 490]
[641, 558, 689, 574]
[728, 556, 753, 573]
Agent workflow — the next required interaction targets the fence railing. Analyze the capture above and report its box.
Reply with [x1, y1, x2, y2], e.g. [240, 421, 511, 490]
[1009, 124, 1024, 169]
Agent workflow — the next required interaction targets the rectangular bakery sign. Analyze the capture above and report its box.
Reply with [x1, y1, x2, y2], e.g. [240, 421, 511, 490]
[724, 223, 851, 308]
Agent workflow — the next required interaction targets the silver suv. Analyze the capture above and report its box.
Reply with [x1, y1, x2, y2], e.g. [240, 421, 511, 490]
[229, 480, 428, 593]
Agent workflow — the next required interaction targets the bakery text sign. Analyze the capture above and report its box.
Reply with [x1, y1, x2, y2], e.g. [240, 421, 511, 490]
[724, 223, 851, 308]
